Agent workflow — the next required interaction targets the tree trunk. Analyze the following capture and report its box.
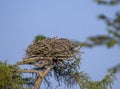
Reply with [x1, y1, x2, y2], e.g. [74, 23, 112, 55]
[34, 65, 54, 89]
[34, 75, 43, 89]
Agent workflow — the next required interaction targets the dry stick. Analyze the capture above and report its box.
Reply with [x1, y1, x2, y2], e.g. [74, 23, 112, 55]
[13, 57, 40, 66]
[13, 56, 71, 67]
[33, 61, 49, 68]
[13, 57, 52, 66]
[16, 69, 41, 74]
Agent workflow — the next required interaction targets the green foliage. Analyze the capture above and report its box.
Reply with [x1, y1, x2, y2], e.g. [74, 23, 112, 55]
[98, 15, 106, 19]
[70, 40, 81, 47]
[69, 70, 115, 89]
[94, 0, 120, 5]
[108, 64, 120, 74]
[107, 39, 116, 47]
[83, 8, 120, 48]
[77, 1, 120, 89]
[0, 61, 25, 89]
[33, 57, 82, 89]
[86, 72, 115, 89]
[34, 34, 48, 42]
[85, 35, 117, 48]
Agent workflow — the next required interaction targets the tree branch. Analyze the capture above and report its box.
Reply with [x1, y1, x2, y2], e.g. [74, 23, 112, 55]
[34, 65, 55, 89]
[15, 69, 41, 74]
[13, 56, 72, 66]
[33, 61, 50, 68]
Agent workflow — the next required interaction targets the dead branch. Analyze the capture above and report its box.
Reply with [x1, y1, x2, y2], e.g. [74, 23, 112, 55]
[15, 69, 41, 74]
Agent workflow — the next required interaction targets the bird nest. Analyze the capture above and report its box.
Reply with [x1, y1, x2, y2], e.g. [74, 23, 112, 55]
[25, 38, 79, 61]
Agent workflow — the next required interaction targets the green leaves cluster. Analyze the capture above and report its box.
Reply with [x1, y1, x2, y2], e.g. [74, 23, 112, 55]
[82, 1, 120, 48]
[34, 35, 48, 42]
[0, 61, 25, 89]
[86, 72, 115, 89]
[94, 0, 120, 5]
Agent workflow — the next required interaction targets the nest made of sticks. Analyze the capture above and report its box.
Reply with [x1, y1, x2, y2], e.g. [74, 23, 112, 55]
[25, 37, 79, 61]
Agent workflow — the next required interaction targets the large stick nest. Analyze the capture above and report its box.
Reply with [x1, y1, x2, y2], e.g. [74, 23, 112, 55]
[25, 38, 79, 61]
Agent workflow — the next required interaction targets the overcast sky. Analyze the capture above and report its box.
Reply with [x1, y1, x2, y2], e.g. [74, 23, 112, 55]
[0, 0, 120, 89]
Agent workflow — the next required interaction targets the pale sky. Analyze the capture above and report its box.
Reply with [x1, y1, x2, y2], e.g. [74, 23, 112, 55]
[0, 0, 120, 89]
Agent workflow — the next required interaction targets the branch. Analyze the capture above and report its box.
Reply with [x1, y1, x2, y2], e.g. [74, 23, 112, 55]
[34, 61, 49, 68]
[41, 65, 54, 76]
[13, 56, 72, 66]
[34, 65, 55, 89]
[15, 69, 41, 74]
[12, 57, 50, 66]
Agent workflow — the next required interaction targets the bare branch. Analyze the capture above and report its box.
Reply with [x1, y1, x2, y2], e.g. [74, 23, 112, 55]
[12, 56, 52, 66]
[34, 61, 49, 68]
[15, 69, 41, 74]
[13, 56, 72, 67]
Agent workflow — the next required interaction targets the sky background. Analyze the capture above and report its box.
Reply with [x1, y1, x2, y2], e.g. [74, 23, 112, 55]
[0, 0, 120, 89]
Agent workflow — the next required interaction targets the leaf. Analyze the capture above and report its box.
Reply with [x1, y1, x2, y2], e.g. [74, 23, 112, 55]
[34, 35, 47, 42]
[107, 40, 116, 47]
[98, 15, 106, 19]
